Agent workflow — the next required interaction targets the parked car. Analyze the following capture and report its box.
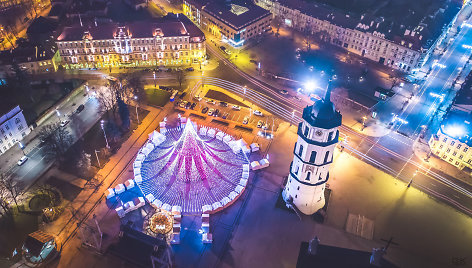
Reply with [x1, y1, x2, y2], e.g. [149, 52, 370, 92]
[202, 106, 209, 113]
[208, 108, 215, 116]
[219, 46, 227, 52]
[76, 104, 85, 113]
[262, 123, 269, 130]
[190, 102, 197, 109]
[206, 99, 216, 105]
[185, 101, 192, 109]
[257, 120, 263, 128]
[186, 67, 194, 71]
[279, 89, 288, 95]
[60, 120, 70, 127]
[222, 113, 228, 119]
[213, 109, 220, 117]
[179, 101, 188, 108]
[194, 95, 202, 101]
[232, 105, 241, 110]
[165, 68, 172, 72]
[253, 110, 263, 116]
[219, 101, 228, 107]
[242, 116, 249, 124]
[17, 156, 28, 166]
[179, 92, 187, 99]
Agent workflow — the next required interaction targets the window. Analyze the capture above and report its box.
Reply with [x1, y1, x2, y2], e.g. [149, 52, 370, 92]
[446, 149, 450, 153]
[449, 158, 453, 162]
[328, 131, 333, 141]
[310, 151, 317, 163]
[451, 141, 455, 146]
[468, 159, 472, 164]
[304, 126, 309, 137]
[305, 172, 311, 181]
[453, 152, 457, 156]
[298, 144, 303, 157]
[455, 161, 460, 165]
[439, 145, 443, 149]
[15, 118, 20, 124]
[294, 165, 299, 174]
[297, 186, 300, 190]
[464, 147, 469, 153]
[457, 144, 462, 149]
[324, 151, 330, 163]
[460, 155, 464, 159]
[5, 125, 9, 130]
[0, 129, 3, 134]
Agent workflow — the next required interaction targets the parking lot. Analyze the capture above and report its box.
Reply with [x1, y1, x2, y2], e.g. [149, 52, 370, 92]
[173, 89, 281, 139]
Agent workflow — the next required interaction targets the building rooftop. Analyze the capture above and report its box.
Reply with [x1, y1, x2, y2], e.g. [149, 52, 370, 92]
[440, 110, 472, 146]
[57, 14, 204, 41]
[0, 43, 56, 66]
[189, 0, 271, 30]
[271, 0, 460, 51]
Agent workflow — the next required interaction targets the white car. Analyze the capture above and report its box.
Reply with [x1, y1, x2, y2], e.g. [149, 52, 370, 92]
[242, 116, 249, 124]
[206, 99, 216, 105]
[17, 156, 28, 166]
[194, 95, 202, 101]
[208, 108, 215, 116]
[253, 110, 263, 116]
[179, 101, 188, 108]
[60, 120, 70, 127]
[232, 105, 241, 110]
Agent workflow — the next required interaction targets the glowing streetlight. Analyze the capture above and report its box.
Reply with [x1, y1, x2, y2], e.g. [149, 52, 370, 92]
[243, 85, 247, 101]
[361, 116, 367, 131]
[153, 71, 156, 88]
[407, 169, 419, 188]
[304, 80, 316, 92]
[18, 142, 25, 155]
[100, 120, 110, 148]
[134, 96, 140, 124]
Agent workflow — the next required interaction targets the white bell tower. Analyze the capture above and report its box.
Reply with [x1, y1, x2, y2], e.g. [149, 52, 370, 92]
[282, 82, 342, 215]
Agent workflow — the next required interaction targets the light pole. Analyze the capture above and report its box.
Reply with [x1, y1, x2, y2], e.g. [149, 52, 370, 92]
[201, 70, 205, 89]
[153, 71, 156, 88]
[18, 142, 26, 156]
[407, 169, 418, 188]
[361, 116, 367, 131]
[290, 110, 295, 126]
[243, 85, 247, 101]
[100, 120, 110, 148]
[94, 150, 101, 168]
[134, 96, 140, 124]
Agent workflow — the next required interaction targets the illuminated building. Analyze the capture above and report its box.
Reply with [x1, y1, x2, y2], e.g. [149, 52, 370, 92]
[429, 110, 472, 171]
[0, 44, 60, 77]
[55, 14, 206, 70]
[0, 105, 31, 155]
[255, 0, 461, 73]
[183, 0, 271, 47]
[283, 82, 341, 215]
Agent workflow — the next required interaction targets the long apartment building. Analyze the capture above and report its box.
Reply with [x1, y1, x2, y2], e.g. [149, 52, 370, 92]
[255, 0, 461, 73]
[183, 0, 272, 47]
[55, 14, 206, 70]
[0, 105, 30, 155]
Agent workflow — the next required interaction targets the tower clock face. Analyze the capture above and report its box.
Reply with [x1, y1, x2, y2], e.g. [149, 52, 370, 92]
[315, 130, 323, 136]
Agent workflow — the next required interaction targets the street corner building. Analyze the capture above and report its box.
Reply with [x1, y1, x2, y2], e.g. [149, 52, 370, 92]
[283, 82, 342, 215]
[183, 0, 272, 47]
[0, 105, 30, 155]
[55, 14, 206, 70]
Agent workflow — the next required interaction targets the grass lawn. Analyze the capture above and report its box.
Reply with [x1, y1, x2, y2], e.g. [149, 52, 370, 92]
[146, 88, 171, 107]
[204, 89, 248, 107]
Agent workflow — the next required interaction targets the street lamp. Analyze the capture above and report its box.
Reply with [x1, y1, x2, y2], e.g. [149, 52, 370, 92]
[290, 109, 295, 126]
[153, 71, 156, 88]
[134, 96, 140, 124]
[94, 150, 101, 168]
[407, 169, 418, 188]
[201, 70, 205, 89]
[18, 142, 26, 156]
[100, 120, 110, 148]
[243, 85, 247, 101]
[361, 116, 367, 131]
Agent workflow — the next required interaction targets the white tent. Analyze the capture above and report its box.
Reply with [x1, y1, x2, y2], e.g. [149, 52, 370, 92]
[251, 161, 262, 170]
[243, 164, 250, 173]
[133, 167, 141, 177]
[152, 199, 163, 209]
[207, 128, 216, 138]
[202, 204, 212, 213]
[141, 147, 151, 156]
[223, 135, 232, 144]
[134, 174, 142, 183]
[250, 143, 260, 152]
[161, 203, 172, 212]
[259, 158, 270, 169]
[172, 206, 182, 215]
[145, 142, 155, 152]
[239, 178, 248, 187]
[133, 161, 142, 169]
[229, 191, 238, 200]
[221, 197, 231, 206]
[150, 131, 166, 147]
[136, 153, 145, 162]
[216, 131, 225, 141]
[145, 193, 155, 203]
[211, 202, 222, 210]
[242, 170, 250, 179]
[235, 185, 244, 194]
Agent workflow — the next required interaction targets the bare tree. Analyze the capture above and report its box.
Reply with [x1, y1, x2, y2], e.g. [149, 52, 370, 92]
[0, 174, 23, 207]
[97, 81, 120, 115]
[273, 16, 283, 36]
[0, 185, 11, 216]
[38, 123, 73, 160]
[175, 69, 186, 90]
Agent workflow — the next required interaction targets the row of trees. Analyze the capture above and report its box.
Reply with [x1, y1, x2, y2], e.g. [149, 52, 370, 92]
[0, 173, 23, 217]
